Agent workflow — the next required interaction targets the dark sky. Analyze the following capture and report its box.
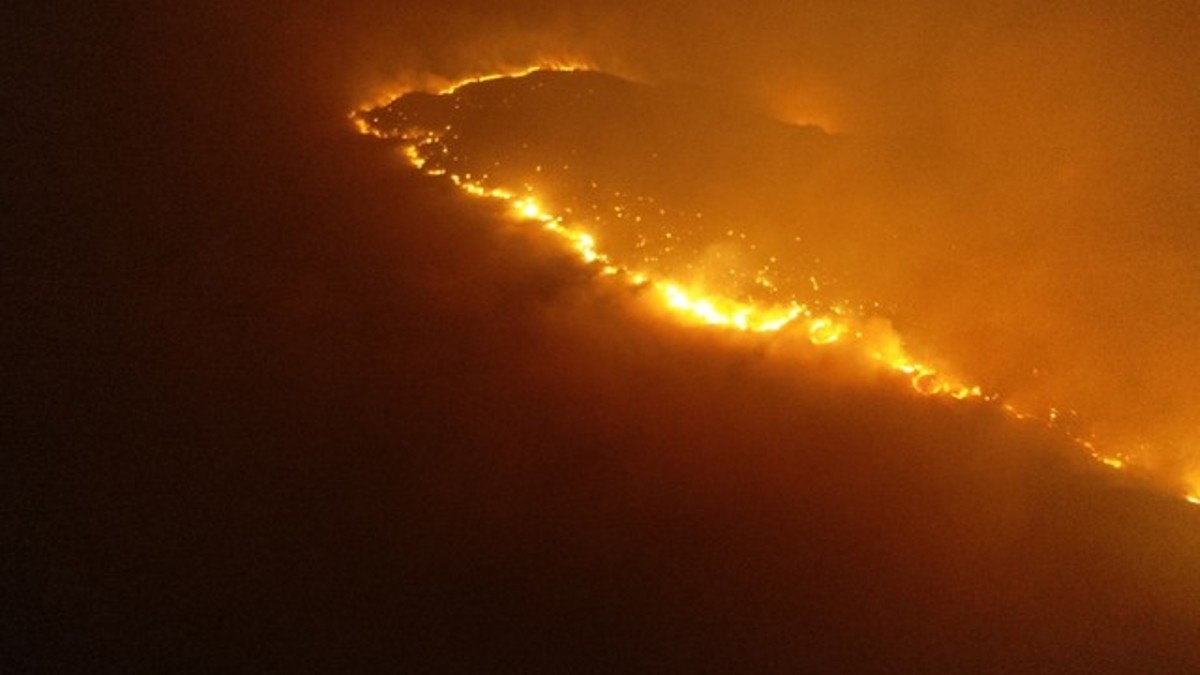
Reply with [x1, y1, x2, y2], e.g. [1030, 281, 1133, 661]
[8, 2, 1200, 671]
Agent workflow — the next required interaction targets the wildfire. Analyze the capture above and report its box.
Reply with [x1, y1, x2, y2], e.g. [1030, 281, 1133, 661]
[352, 67, 1199, 509]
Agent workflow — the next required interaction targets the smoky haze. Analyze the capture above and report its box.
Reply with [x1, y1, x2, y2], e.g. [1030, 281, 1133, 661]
[347, 0, 1200, 497]
[11, 1, 1200, 672]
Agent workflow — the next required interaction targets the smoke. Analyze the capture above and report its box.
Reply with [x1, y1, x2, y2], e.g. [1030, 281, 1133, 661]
[337, 0, 1200, 491]
[14, 1, 1200, 671]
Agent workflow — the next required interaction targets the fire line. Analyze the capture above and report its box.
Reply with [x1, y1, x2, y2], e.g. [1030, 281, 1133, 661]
[351, 65, 1200, 509]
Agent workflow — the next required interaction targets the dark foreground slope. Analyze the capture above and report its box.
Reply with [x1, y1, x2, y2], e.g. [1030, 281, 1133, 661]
[9, 3, 1200, 673]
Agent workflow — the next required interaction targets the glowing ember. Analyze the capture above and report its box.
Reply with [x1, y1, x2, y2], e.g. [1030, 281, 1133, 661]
[352, 67, 1199, 509]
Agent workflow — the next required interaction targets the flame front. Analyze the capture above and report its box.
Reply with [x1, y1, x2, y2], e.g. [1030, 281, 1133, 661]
[351, 67, 1198, 509]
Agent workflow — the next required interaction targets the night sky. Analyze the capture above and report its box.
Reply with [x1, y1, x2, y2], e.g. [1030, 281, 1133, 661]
[9, 2, 1200, 671]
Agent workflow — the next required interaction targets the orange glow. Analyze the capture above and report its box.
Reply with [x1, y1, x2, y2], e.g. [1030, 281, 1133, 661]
[808, 318, 844, 345]
[658, 283, 803, 331]
[351, 66, 1199, 510]
[517, 200, 542, 219]
[1185, 473, 1200, 507]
